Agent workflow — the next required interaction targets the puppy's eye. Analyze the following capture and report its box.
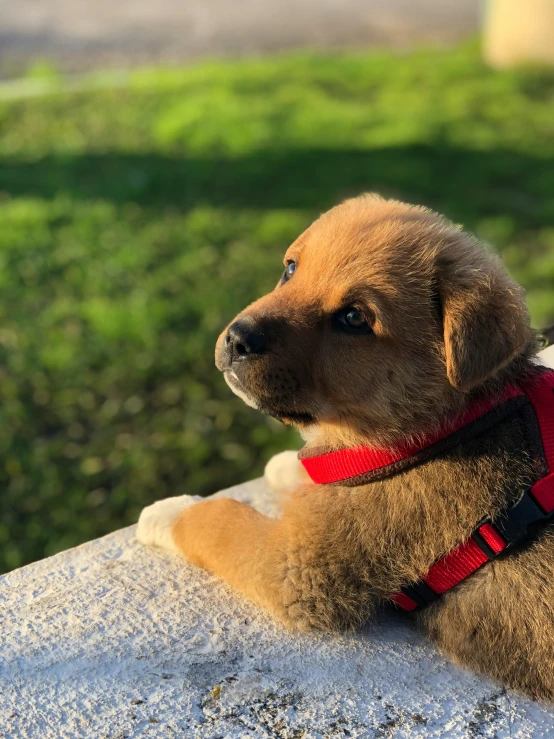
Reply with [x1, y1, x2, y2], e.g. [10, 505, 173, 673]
[335, 307, 373, 334]
[282, 260, 296, 283]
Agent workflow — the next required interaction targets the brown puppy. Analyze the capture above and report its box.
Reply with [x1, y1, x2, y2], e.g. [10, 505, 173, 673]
[138, 195, 554, 699]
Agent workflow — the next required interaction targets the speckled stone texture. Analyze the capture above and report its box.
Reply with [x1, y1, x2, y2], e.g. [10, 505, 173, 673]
[1, 473, 554, 739]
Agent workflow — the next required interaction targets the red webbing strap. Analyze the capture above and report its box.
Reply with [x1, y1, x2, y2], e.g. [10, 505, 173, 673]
[521, 372, 554, 515]
[392, 372, 554, 612]
[478, 522, 507, 553]
[532, 474, 554, 514]
[391, 523, 508, 612]
[392, 523, 508, 612]
[424, 524, 507, 595]
[520, 372, 554, 472]
[423, 539, 488, 595]
[391, 592, 418, 612]
[301, 385, 524, 484]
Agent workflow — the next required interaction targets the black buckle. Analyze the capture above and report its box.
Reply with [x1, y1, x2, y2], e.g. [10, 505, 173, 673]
[397, 482, 554, 612]
[492, 485, 554, 548]
[399, 581, 439, 609]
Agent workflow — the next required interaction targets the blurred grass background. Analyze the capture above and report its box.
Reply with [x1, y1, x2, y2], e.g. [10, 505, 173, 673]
[0, 42, 553, 572]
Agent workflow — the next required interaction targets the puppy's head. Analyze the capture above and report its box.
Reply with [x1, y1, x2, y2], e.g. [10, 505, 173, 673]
[216, 196, 533, 447]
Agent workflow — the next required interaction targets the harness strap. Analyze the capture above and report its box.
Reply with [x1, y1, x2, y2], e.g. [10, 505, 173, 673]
[392, 477, 554, 611]
[300, 385, 525, 484]
[392, 372, 554, 612]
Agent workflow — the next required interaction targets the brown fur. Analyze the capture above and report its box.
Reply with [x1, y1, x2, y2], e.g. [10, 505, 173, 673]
[172, 195, 554, 700]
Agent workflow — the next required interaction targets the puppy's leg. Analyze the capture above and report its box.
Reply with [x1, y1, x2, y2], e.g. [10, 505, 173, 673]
[139, 491, 376, 632]
[264, 450, 312, 494]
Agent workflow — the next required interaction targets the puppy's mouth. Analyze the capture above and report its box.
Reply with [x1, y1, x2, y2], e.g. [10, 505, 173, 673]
[223, 371, 316, 425]
[223, 370, 259, 410]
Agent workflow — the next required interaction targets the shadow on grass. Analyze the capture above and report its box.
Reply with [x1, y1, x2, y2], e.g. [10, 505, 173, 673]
[1, 144, 552, 228]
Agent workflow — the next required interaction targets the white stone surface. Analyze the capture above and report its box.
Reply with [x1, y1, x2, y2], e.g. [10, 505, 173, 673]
[2, 476, 554, 739]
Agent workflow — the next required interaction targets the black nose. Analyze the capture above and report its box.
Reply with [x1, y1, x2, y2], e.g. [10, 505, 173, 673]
[225, 319, 266, 361]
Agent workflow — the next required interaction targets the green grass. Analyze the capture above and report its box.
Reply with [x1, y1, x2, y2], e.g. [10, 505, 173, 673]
[0, 43, 553, 572]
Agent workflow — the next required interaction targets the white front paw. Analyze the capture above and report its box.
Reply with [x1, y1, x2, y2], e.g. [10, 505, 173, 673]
[136, 495, 201, 554]
[264, 450, 310, 493]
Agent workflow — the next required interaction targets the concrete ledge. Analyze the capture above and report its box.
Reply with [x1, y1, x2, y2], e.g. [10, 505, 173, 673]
[2, 476, 554, 738]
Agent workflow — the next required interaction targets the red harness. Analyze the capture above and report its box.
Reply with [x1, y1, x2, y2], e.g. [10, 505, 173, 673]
[300, 371, 554, 612]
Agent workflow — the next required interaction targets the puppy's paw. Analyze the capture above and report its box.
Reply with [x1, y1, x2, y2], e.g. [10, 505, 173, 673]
[136, 495, 202, 554]
[264, 450, 311, 493]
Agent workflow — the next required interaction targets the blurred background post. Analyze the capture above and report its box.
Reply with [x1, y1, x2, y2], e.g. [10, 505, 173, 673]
[484, 0, 554, 68]
[0, 1, 552, 573]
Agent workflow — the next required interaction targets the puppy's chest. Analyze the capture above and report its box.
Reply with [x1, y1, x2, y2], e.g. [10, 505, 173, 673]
[355, 399, 547, 579]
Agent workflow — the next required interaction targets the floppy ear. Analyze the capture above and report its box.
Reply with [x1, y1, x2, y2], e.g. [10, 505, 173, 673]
[438, 247, 532, 392]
